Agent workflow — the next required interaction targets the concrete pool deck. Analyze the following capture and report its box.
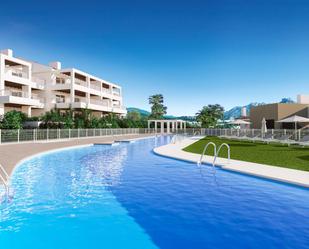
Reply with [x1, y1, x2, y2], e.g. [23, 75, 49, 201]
[0, 134, 154, 179]
[153, 138, 309, 188]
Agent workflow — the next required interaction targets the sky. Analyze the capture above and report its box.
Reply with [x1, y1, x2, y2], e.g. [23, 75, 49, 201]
[1, 0, 309, 116]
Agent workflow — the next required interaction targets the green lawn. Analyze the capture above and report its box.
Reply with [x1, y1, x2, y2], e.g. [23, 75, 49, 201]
[183, 136, 309, 172]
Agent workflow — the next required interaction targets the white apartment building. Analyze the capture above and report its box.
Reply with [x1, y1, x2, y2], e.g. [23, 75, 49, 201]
[0, 49, 126, 118]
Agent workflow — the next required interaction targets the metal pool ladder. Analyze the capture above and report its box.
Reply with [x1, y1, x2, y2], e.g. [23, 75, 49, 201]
[197, 142, 230, 173]
[0, 164, 10, 201]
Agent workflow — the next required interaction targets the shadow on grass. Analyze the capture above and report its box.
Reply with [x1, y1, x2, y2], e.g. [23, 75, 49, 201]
[296, 155, 309, 161]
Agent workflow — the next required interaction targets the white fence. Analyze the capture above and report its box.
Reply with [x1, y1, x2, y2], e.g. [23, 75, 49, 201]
[194, 128, 309, 141]
[0, 128, 307, 144]
[0, 128, 157, 144]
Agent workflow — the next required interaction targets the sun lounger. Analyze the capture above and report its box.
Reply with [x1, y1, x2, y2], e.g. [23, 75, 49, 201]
[294, 135, 309, 147]
[270, 134, 296, 146]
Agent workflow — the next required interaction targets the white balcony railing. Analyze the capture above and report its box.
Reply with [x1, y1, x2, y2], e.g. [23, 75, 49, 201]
[102, 88, 112, 94]
[0, 89, 29, 98]
[112, 88, 121, 96]
[90, 84, 101, 91]
[74, 78, 88, 87]
[90, 99, 110, 106]
[112, 104, 126, 110]
[31, 94, 45, 103]
[5, 68, 28, 79]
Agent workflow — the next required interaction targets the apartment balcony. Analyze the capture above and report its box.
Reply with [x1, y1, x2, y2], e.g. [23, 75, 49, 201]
[74, 78, 88, 87]
[102, 88, 112, 95]
[112, 104, 127, 114]
[31, 94, 45, 108]
[31, 77, 46, 90]
[90, 83, 101, 92]
[0, 90, 42, 107]
[90, 99, 110, 107]
[4, 67, 32, 86]
[5, 67, 28, 79]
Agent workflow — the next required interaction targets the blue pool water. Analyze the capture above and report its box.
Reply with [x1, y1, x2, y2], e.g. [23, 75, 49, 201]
[0, 136, 308, 249]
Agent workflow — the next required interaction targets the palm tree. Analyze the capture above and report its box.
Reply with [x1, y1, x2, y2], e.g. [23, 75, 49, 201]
[196, 104, 224, 128]
[148, 94, 167, 119]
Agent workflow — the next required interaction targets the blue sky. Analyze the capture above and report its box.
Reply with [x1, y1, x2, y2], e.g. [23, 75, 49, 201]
[1, 0, 309, 116]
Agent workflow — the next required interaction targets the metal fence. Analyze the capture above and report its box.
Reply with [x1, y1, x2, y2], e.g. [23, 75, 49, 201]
[199, 128, 309, 141]
[0, 128, 157, 144]
[0, 127, 307, 144]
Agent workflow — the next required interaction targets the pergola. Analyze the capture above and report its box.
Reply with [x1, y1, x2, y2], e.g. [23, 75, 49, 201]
[147, 119, 186, 133]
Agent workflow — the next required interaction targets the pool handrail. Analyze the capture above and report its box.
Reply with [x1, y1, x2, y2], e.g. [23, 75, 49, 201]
[214, 143, 230, 164]
[197, 142, 217, 168]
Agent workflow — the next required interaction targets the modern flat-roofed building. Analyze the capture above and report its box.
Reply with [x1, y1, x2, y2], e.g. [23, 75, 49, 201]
[0, 49, 126, 118]
[250, 98, 309, 129]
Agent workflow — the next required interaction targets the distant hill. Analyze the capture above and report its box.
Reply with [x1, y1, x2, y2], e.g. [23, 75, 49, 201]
[128, 97, 294, 121]
[126, 107, 195, 121]
[126, 107, 150, 117]
[224, 98, 295, 120]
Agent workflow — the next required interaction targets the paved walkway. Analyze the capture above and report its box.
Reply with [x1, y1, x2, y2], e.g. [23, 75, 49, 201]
[0, 134, 153, 178]
[154, 138, 309, 188]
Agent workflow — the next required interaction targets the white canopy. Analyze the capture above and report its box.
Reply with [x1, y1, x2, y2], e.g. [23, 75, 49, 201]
[276, 115, 309, 123]
[229, 119, 251, 125]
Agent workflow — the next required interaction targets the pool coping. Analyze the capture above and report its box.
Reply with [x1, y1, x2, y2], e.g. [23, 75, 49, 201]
[153, 138, 309, 188]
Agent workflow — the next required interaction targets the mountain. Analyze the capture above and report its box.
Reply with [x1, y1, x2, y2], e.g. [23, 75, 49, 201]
[126, 107, 195, 121]
[224, 98, 295, 120]
[126, 107, 150, 117]
[223, 103, 264, 120]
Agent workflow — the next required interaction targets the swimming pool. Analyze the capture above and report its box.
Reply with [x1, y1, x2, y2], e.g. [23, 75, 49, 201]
[0, 136, 308, 249]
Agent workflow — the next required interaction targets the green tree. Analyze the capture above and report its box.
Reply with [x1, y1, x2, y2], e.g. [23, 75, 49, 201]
[148, 94, 167, 119]
[127, 111, 141, 121]
[63, 109, 74, 128]
[41, 109, 63, 128]
[196, 104, 224, 128]
[1, 110, 26, 129]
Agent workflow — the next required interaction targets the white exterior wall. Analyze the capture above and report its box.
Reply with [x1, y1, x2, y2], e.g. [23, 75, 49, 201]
[0, 49, 126, 117]
[297, 94, 309, 104]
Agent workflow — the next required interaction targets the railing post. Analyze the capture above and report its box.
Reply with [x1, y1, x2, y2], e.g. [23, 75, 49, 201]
[78, 128, 80, 138]
[58, 128, 60, 140]
[47, 128, 49, 141]
[17, 129, 20, 143]
[69, 129, 71, 139]
[33, 129, 35, 142]
[0, 129, 1, 144]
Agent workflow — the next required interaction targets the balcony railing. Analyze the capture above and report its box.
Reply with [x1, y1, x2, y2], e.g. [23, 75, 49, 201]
[74, 78, 88, 87]
[112, 88, 121, 96]
[90, 84, 101, 91]
[90, 99, 110, 106]
[102, 88, 112, 94]
[112, 104, 126, 110]
[0, 89, 29, 98]
[5, 68, 28, 79]
[31, 94, 45, 103]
